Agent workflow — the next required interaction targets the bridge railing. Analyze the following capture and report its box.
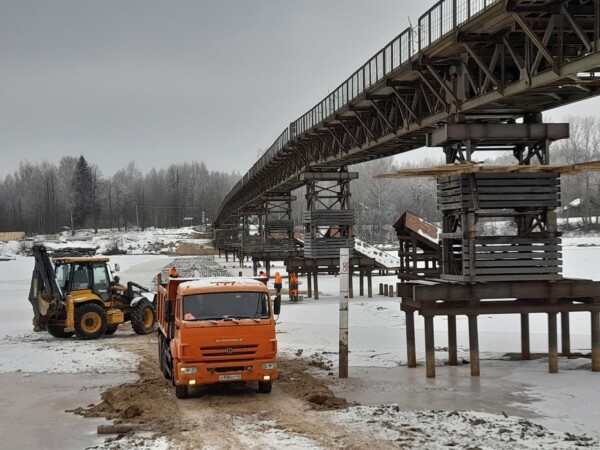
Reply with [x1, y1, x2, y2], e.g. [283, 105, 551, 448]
[218, 0, 501, 222]
[419, 0, 499, 49]
[289, 0, 500, 140]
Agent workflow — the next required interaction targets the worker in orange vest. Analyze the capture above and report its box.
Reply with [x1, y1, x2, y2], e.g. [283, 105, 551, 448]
[289, 272, 299, 302]
[258, 270, 268, 285]
[169, 266, 179, 278]
[274, 272, 282, 297]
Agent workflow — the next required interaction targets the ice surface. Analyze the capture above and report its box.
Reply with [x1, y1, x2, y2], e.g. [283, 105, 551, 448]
[1, 229, 600, 448]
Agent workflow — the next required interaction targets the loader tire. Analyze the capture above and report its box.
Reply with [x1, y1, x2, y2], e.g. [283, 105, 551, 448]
[75, 303, 108, 340]
[46, 324, 74, 338]
[105, 324, 119, 335]
[131, 299, 156, 335]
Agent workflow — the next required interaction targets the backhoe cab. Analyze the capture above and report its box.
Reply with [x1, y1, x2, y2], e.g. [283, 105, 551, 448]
[29, 244, 156, 340]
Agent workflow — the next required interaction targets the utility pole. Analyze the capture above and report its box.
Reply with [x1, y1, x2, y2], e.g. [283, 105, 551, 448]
[135, 202, 139, 230]
[339, 247, 350, 378]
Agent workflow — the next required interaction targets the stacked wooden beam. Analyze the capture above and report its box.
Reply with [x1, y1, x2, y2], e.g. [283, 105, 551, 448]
[303, 210, 355, 259]
[438, 172, 562, 282]
[303, 238, 355, 258]
[438, 173, 560, 211]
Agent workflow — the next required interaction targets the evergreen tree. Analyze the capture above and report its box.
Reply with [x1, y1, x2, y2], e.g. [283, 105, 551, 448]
[72, 156, 93, 228]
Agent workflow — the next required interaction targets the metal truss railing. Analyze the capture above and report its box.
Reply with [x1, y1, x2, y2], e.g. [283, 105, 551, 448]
[220, 0, 501, 222]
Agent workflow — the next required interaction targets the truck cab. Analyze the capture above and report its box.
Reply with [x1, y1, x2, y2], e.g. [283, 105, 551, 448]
[157, 275, 281, 398]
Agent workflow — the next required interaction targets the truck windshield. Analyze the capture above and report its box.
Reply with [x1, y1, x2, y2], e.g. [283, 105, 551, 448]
[182, 292, 270, 321]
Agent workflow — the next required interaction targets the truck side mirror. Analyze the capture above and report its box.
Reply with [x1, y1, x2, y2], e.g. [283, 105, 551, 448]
[114, 263, 120, 272]
[273, 296, 281, 316]
[164, 299, 172, 323]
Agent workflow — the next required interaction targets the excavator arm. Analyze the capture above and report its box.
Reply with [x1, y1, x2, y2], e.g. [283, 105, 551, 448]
[28, 244, 64, 330]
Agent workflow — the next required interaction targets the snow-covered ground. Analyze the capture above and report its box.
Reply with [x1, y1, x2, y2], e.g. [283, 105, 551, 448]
[0, 254, 172, 450]
[1, 229, 600, 448]
[0, 226, 212, 257]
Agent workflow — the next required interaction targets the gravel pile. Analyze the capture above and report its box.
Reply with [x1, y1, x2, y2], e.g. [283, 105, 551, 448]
[159, 256, 232, 279]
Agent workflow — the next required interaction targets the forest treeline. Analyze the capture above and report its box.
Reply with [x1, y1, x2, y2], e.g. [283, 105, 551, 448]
[0, 156, 239, 234]
[1, 115, 599, 240]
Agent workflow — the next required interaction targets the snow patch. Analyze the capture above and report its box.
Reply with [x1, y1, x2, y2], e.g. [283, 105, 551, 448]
[0, 331, 139, 374]
[330, 406, 598, 449]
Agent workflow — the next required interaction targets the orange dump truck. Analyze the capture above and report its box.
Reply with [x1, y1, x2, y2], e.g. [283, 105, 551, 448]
[156, 273, 281, 398]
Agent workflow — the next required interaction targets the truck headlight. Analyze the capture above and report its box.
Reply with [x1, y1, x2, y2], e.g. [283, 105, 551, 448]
[180, 367, 198, 375]
[261, 362, 277, 370]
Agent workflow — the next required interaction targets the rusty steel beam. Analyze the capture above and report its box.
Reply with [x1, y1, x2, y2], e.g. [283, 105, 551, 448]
[428, 123, 569, 146]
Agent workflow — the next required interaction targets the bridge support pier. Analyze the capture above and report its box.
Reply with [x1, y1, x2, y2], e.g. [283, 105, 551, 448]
[359, 271, 364, 296]
[561, 312, 571, 356]
[521, 312, 530, 360]
[448, 315, 458, 366]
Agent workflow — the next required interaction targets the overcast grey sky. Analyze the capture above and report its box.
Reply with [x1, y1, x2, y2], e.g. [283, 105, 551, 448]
[2, 1, 599, 179]
[0, 0, 420, 177]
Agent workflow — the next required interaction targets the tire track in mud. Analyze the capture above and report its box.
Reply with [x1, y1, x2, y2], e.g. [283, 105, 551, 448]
[74, 331, 396, 449]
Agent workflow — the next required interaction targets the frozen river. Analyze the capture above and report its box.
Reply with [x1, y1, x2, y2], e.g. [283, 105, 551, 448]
[0, 242, 599, 448]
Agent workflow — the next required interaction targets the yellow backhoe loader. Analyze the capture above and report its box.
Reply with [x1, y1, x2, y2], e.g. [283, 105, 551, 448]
[28, 244, 156, 340]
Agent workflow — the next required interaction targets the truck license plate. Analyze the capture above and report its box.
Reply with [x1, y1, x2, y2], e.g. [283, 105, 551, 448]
[219, 374, 242, 381]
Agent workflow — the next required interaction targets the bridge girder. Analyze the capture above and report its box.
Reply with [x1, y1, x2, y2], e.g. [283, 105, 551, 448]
[215, 0, 600, 227]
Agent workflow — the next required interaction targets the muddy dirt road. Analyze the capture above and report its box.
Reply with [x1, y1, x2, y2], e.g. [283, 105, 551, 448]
[79, 332, 395, 449]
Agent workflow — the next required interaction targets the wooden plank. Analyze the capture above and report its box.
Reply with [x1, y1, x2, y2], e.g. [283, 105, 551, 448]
[463, 267, 561, 275]
[467, 259, 563, 268]
[377, 162, 600, 179]
[473, 237, 560, 244]
[416, 302, 600, 316]
[475, 194, 559, 201]
[472, 252, 562, 260]
[439, 274, 563, 282]
[438, 185, 560, 194]
[463, 245, 561, 252]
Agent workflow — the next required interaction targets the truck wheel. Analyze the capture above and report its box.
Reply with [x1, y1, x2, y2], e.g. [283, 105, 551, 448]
[105, 324, 119, 335]
[75, 304, 108, 340]
[158, 336, 165, 372]
[258, 381, 272, 394]
[46, 324, 74, 338]
[162, 351, 171, 380]
[175, 385, 188, 399]
[131, 299, 156, 335]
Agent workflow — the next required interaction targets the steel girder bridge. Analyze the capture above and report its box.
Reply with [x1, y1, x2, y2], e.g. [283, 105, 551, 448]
[215, 0, 600, 228]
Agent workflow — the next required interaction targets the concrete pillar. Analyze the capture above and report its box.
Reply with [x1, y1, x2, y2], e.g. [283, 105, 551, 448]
[314, 270, 319, 300]
[384, 284, 389, 297]
[265, 260, 271, 277]
[367, 272, 372, 298]
[379, 283, 383, 295]
[448, 315, 458, 366]
[307, 271, 312, 298]
[406, 309, 416, 368]
[425, 315, 436, 378]
[521, 313, 531, 360]
[389, 285, 394, 298]
[548, 312, 558, 374]
[252, 260, 257, 276]
[468, 315, 480, 377]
